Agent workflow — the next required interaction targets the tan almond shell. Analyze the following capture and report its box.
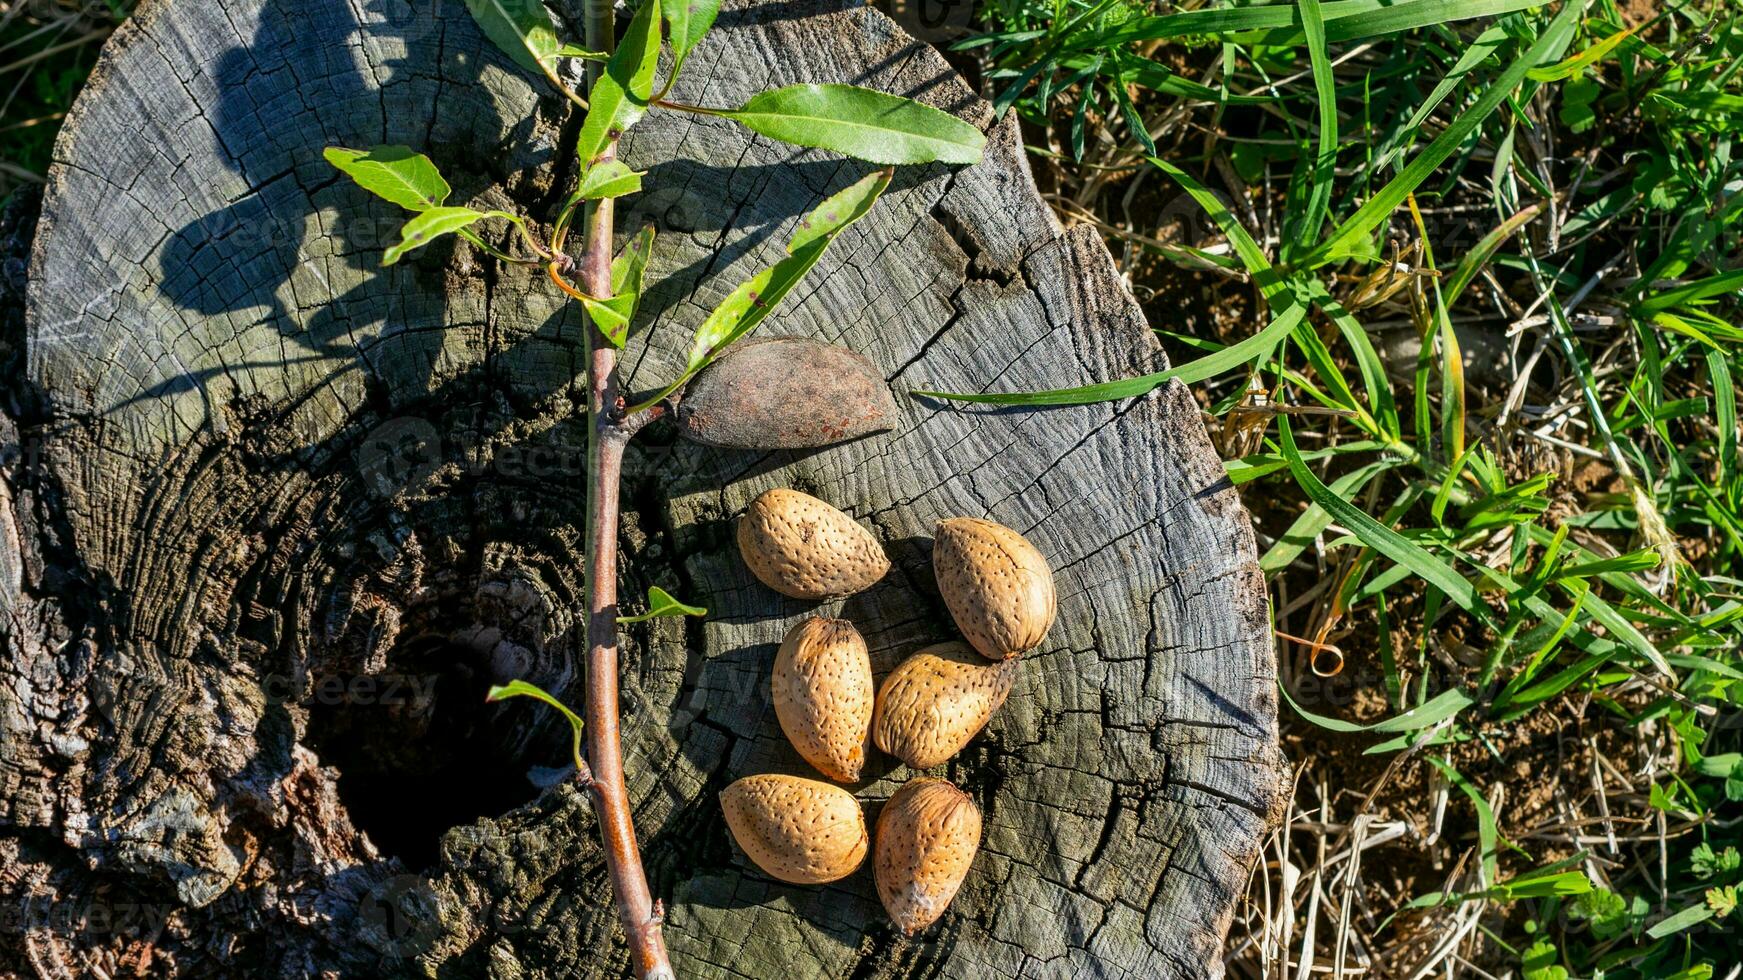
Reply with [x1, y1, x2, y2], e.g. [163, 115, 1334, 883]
[773, 617, 875, 782]
[933, 517, 1057, 660]
[874, 778, 982, 934]
[873, 642, 1016, 770]
[720, 774, 868, 884]
[737, 489, 891, 600]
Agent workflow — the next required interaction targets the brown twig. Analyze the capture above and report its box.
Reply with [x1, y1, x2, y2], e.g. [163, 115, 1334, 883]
[575, 1, 673, 976]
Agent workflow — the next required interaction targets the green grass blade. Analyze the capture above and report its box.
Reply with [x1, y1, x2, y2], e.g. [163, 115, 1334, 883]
[1278, 417, 1496, 629]
[1288, 0, 1338, 260]
[1300, 0, 1586, 267]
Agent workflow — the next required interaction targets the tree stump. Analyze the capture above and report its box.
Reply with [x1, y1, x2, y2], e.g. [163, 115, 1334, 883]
[5, 0, 1288, 976]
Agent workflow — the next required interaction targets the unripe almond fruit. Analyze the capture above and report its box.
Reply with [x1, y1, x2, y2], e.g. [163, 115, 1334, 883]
[874, 777, 981, 934]
[738, 489, 890, 600]
[773, 617, 874, 782]
[720, 773, 868, 884]
[933, 517, 1056, 660]
[676, 338, 898, 449]
[873, 642, 1015, 770]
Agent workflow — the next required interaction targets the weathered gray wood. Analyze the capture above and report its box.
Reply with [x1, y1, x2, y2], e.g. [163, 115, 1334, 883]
[7, 0, 1288, 976]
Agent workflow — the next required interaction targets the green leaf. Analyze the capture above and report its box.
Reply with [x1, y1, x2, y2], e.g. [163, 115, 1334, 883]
[573, 160, 646, 201]
[911, 301, 1306, 406]
[723, 84, 986, 165]
[1289, 0, 1337, 261]
[1282, 683, 1474, 737]
[1301, 0, 1585, 266]
[383, 207, 487, 265]
[1646, 903, 1716, 939]
[486, 679, 585, 773]
[1278, 417, 1497, 630]
[1526, 27, 1632, 82]
[618, 585, 707, 624]
[633, 169, 890, 410]
[582, 225, 656, 348]
[689, 170, 886, 363]
[323, 146, 451, 212]
[464, 0, 562, 77]
[663, 0, 721, 82]
[575, 0, 662, 166]
[1092, 0, 1545, 49]
[1522, 940, 1568, 980]
[1429, 757, 1499, 884]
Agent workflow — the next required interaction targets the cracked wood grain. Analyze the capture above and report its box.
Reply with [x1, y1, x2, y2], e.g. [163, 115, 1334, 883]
[10, 0, 1287, 976]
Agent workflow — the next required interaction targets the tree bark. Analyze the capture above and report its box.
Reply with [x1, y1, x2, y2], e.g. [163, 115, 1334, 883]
[7, 0, 1289, 976]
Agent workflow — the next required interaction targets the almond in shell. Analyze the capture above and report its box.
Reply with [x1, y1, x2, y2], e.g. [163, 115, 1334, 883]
[933, 517, 1056, 660]
[774, 617, 875, 782]
[720, 773, 868, 884]
[873, 641, 1015, 770]
[874, 777, 981, 934]
[738, 489, 890, 600]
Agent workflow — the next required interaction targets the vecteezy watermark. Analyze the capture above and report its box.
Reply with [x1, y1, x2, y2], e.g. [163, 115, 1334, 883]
[357, 874, 444, 959]
[261, 672, 441, 708]
[0, 896, 175, 939]
[357, 416, 445, 499]
[353, 414, 588, 499]
[879, 0, 978, 44]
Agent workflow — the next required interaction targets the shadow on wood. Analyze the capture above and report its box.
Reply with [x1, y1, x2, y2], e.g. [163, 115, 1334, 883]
[4, 0, 1288, 976]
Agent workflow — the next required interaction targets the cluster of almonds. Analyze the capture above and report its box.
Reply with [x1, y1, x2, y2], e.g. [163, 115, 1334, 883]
[718, 488, 1056, 934]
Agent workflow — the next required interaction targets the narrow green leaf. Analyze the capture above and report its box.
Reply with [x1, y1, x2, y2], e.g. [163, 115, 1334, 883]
[1709, 350, 1737, 491]
[1260, 459, 1394, 573]
[582, 225, 657, 348]
[1281, 682, 1474, 735]
[575, 0, 662, 166]
[1430, 757, 1499, 885]
[1090, 0, 1544, 49]
[574, 160, 647, 201]
[618, 585, 708, 624]
[911, 301, 1306, 406]
[687, 171, 888, 366]
[1279, 417, 1497, 629]
[723, 84, 986, 165]
[1645, 903, 1716, 939]
[486, 679, 585, 773]
[1526, 27, 1632, 82]
[1635, 269, 1743, 315]
[1446, 201, 1547, 304]
[664, 0, 721, 81]
[383, 207, 487, 265]
[324, 146, 451, 212]
[632, 170, 889, 412]
[1290, 0, 1337, 259]
[1302, 0, 1585, 267]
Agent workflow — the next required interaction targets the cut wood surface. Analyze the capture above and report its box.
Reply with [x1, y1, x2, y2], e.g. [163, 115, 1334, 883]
[5, 0, 1288, 975]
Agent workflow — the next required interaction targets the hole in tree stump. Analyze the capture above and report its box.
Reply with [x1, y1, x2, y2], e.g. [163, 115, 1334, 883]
[302, 637, 537, 870]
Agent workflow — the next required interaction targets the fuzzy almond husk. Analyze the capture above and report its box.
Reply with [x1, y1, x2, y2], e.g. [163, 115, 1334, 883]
[738, 489, 890, 600]
[933, 517, 1056, 660]
[873, 641, 1016, 769]
[774, 617, 875, 782]
[720, 774, 868, 884]
[874, 777, 981, 934]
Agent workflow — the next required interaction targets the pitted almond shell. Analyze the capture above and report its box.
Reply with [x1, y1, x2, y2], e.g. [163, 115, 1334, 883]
[720, 773, 868, 884]
[774, 617, 875, 782]
[738, 489, 890, 600]
[933, 517, 1056, 660]
[873, 641, 1016, 770]
[874, 777, 981, 934]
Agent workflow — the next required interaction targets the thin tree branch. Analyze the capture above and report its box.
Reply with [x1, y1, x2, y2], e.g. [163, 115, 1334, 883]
[577, 0, 673, 975]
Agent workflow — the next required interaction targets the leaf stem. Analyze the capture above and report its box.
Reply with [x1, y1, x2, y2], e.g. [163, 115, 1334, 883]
[651, 97, 732, 117]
